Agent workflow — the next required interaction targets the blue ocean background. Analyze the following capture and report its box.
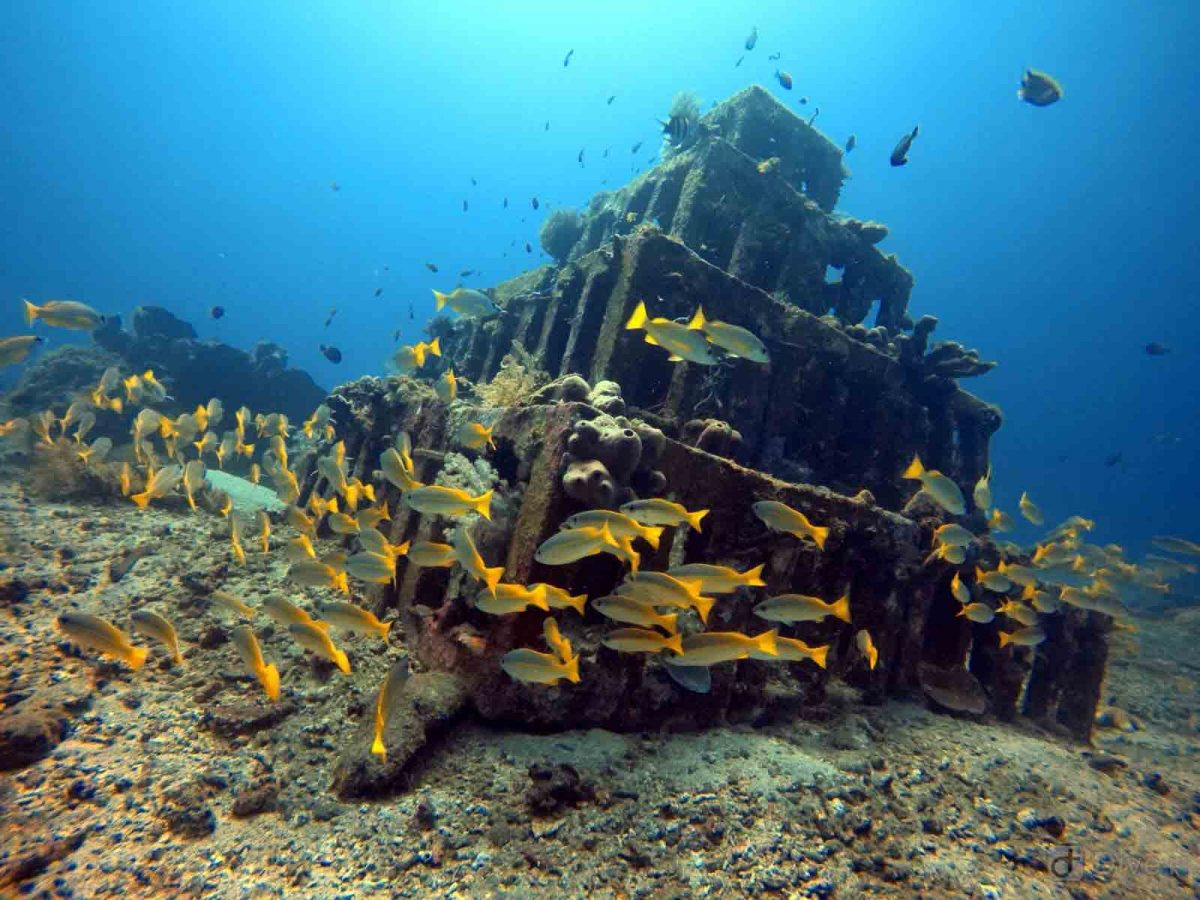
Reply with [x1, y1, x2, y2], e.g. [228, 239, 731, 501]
[2, 1, 1197, 561]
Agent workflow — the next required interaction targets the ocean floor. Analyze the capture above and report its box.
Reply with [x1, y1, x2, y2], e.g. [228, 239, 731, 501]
[2, 479, 1198, 898]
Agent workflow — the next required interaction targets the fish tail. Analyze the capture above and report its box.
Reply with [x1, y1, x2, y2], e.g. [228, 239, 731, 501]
[955, 607, 966, 618]
[642, 526, 664, 550]
[998, 631, 1013, 649]
[744, 563, 766, 587]
[127, 646, 150, 669]
[809, 644, 829, 669]
[664, 633, 684, 655]
[811, 525, 830, 551]
[563, 653, 581, 684]
[335, 650, 351, 674]
[483, 566, 504, 596]
[902, 454, 924, 480]
[566, 593, 587, 615]
[627, 548, 641, 574]
[427, 337, 441, 357]
[530, 588, 551, 611]
[131, 491, 152, 510]
[831, 591, 852, 623]
[335, 571, 349, 594]
[659, 612, 679, 633]
[377, 620, 392, 640]
[472, 489, 493, 521]
[687, 306, 706, 330]
[370, 734, 387, 761]
[624, 300, 648, 330]
[22, 299, 39, 325]
[755, 629, 779, 657]
[686, 509, 709, 531]
[692, 595, 714, 624]
[261, 663, 281, 701]
[433, 289, 448, 310]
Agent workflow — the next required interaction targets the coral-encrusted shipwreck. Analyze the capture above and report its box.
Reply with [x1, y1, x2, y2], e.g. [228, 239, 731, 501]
[316, 87, 1107, 794]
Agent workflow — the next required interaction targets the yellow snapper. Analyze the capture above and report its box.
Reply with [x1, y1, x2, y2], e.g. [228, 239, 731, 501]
[996, 600, 1040, 627]
[856, 629, 879, 669]
[752, 636, 828, 668]
[673, 630, 778, 666]
[752, 591, 851, 624]
[392, 338, 442, 372]
[452, 528, 504, 594]
[535, 524, 619, 565]
[57, 612, 149, 669]
[752, 501, 830, 550]
[973, 466, 992, 511]
[211, 589, 256, 619]
[901, 455, 966, 515]
[182, 460, 206, 511]
[998, 626, 1046, 649]
[23, 298, 105, 330]
[619, 498, 708, 531]
[289, 621, 351, 673]
[624, 300, 720, 365]
[404, 485, 492, 520]
[665, 563, 765, 594]
[256, 510, 271, 553]
[956, 602, 995, 623]
[561, 510, 663, 549]
[543, 617, 573, 662]
[261, 595, 327, 631]
[602, 627, 683, 655]
[500, 647, 580, 685]
[314, 600, 391, 640]
[950, 572, 971, 605]
[231, 625, 281, 701]
[0, 334, 44, 366]
[975, 567, 1012, 593]
[477, 583, 550, 615]
[1019, 491, 1044, 525]
[933, 523, 975, 548]
[435, 369, 458, 402]
[433, 287, 500, 318]
[287, 558, 350, 593]
[615, 572, 713, 623]
[690, 306, 769, 363]
[458, 420, 496, 451]
[989, 508, 1015, 532]
[1150, 535, 1200, 557]
[407, 541, 457, 568]
[380, 447, 423, 491]
[530, 583, 587, 614]
[130, 609, 183, 665]
[131, 464, 183, 510]
[591, 595, 678, 632]
[345, 551, 397, 584]
[371, 660, 411, 761]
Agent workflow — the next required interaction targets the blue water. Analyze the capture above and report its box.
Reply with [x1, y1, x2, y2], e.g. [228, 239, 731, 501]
[2, 1, 1197, 557]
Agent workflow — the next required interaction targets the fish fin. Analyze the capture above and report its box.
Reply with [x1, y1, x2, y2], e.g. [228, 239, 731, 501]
[660, 612, 679, 632]
[643, 526, 664, 551]
[427, 337, 441, 357]
[433, 289, 448, 310]
[998, 631, 1013, 649]
[812, 525, 830, 551]
[567, 593, 587, 615]
[643, 333, 661, 346]
[665, 633, 683, 655]
[131, 491, 152, 510]
[809, 644, 829, 669]
[755, 629, 778, 657]
[686, 509, 709, 532]
[262, 663, 281, 700]
[335, 572, 349, 594]
[624, 300, 648, 330]
[370, 734, 386, 760]
[687, 306, 706, 330]
[692, 595, 714, 624]
[666, 354, 683, 362]
[473, 489, 493, 521]
[484, 566, 504, 596]
[531, 589, 551, 612]
[902, 455, 924, 480]
[127, 646, 150, 670]
[335, 650, 352, 673]
[831, 592, 852, 623]
[744, 563, 766, 587]
[563, 653, 581, 684]
[313, 619, 331, 632]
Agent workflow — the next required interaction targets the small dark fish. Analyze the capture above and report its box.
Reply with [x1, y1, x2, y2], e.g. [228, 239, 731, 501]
[459, 269, 476, 277]
[393, 329, 401, 342]
[808, 107, 820, 126]
[544, 120, 550, 131]
[408, 303, 414, 320]
[525, 242, 532, 253]
[768, 52, 780, 61]
[425, 262, 439, 273]
[607, 95, 615, 105]
[374, 288, 383, 297]
[775, 70, 793, 90]
[602, 147, 609, 158]
[470, 177, 477, 186]
[798, 96, 808, 105]
[845, 134, 857, 153]
[563, 49, 573, 67]
[319, 345, 342, 364]
[502, 197, 508, 208]
[330, 181, 340, 192]
[745, 26, 758, 51]
[890, 125, 919, 166]
[1018, 68, 1063, 107]
[531, 196, 539, 210]
[735, 55, 744, 68]
[324, 307, 338, 327]
[578, 147, 585, 167]
[631, 141, 643, 154]
[210, 306, 225, 320]
[1145, 342, 1171, 356]
[462, 199, 468, 212]
[1104, 452, 1123, 467]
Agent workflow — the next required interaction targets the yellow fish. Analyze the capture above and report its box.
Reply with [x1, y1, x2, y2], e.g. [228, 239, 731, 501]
[261, 595, 327, 630]
[615, 572, 713, 623]
[23, 298, 105, 330]
[997, 560, 1038, 587]
[689, 307, 769, 363]
[231, 625, 281, 701]
[458, 420, 496, 451]
[856, 629, 878, 669]
[1019, 491, 1044, 525]
[256, 510, 271, 553]
[0, 334, 44, 367]
[532, 583, 588, 615]
[380, 448, 423, 491]
[357, 527, 410, 560]
[433, 288, 499, 318]
[973, 466, 992, 512]
[752, 501, 829, 550]
[370, 661, 411, 761]
[623, 300, 720, 366]
[315, 600, 391, 640]
[619, 498, 708, 531]
[933, 523, 974, 548]
[392, 337, 442, 372]
[345, 551, 396, 584]
[358, 501, 390, 530]
[210, 589, 256, 619]
[404, 485, 492, 520]
[975, 566, 1012, 593]
[543, 617, 573, 663]
[286, 504, 316, 536]
[561, 510, 664, 549]
[901, 455, 966, 515]
[130, 610, 183, 665]
[119, 462, 134, 497]
[996, 600, 1039, 627]
[591, 595, 678, 632]
[665, 563, 765, 594]
[181, 459, 206, 511]
[327, 512, 361, 534]
[602, 627, 682, 655]
[302, 404, 331, 439]
[287, 559, 350, 593]
[500, 647, 580, 685]
[268, 435, 288, 471]
[756, 156, 779, 174]
[673, 630, 778, 666]
[248, 463, 261, 485]
[289, 621, 351, 673]
[535, 524, 620, 565]
[131, 464, 183, 510]
[998, 626, 1046, 649]
[57, 612, 149, 669]
[230, 516, 247, 565]
[989, 508, 1015, 532]
[0, 417, 30, 439]
[452, 528, 504, 595]
[753, 636, 828, 668]
[76, 435, 111, 465]
[435, 369, 458, 403]
[752, 591, 851, 624]
[950, 572, 971, 605]
[407, 541, 457, 568]
[956, 601, 995, 623]
[477, 583, 551, 615]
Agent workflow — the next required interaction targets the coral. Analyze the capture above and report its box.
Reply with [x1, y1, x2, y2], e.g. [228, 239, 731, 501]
[27, 439, 125, 502]
[566, 416, 642, 482]
[436, 452, 499, 498]
[538, 208, 584, 264]
[682, 418, 744, 459]
[587, 380, 625, 416]
[528, 374, 591, 405]
[131, 305, 196, 341]
[476, 343, 549, 408]
[562, 458, 617, 507]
